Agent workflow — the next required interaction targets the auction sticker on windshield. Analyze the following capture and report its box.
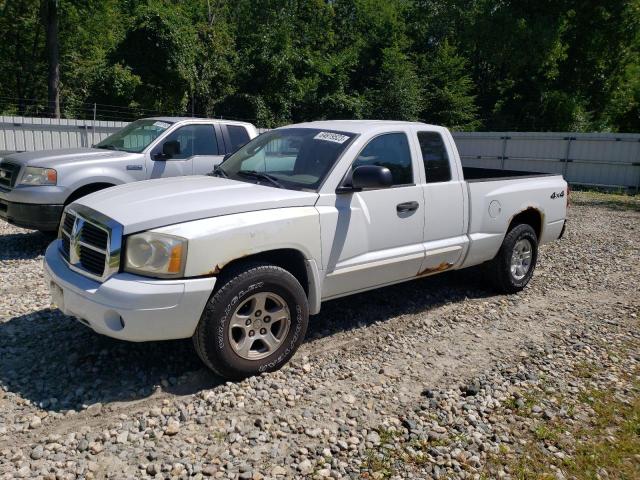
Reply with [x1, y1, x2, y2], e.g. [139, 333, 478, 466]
[153, 121, 171, 129]
[314, 132, 350, 144]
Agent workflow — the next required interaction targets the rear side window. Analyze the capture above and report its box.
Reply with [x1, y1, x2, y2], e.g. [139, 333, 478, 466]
[418, 132, 451, 183]
[227, 125, 250, 152]
[156, 124, 219, 158]
[352, 133, 413, 186]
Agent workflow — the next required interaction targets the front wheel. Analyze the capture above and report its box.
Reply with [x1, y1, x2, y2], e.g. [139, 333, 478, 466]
[486, 223, 538, 293]
[193, 262, 309, 380]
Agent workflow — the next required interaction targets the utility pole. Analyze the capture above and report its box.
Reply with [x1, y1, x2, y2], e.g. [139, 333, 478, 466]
[46, 0, 60, 118]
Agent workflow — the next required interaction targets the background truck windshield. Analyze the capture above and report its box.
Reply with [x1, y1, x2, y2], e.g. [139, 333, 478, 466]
[219, 128, 356, 190]
[95, 119, 173, 153]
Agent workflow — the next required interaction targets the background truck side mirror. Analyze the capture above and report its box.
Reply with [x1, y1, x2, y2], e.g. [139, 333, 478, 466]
[351, 165, 393, 190]
[160, 140, 180, 159]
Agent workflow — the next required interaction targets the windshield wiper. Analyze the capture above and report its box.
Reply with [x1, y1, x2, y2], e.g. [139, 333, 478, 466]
[208, 165, 228, 178]
[237, 170, 284, 188]
[96, 144, 120, 151]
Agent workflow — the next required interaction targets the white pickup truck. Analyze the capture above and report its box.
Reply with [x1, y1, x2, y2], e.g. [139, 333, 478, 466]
[43, 121, 568, 379]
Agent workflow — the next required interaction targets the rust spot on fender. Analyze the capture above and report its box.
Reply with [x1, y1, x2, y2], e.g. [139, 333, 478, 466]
[202, 252, 253, 276]
[417, 262, 453, 276]
[205, 265, 222, 276]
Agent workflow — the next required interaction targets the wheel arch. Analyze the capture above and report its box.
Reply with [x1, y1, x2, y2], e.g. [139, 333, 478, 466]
[508, 207, 542, 239]
[212, 248, 322, 315]
[64, 182, 117, 206]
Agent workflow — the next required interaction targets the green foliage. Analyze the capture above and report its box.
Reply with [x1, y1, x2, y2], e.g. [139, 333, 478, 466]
[418, 41, 480, 130]
[366, 46, 422, 121]
[110, 1, 198, 114]
[0, 0, 638, 131]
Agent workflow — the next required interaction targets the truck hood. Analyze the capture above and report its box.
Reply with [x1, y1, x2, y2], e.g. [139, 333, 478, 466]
[73, 176, 319, 234]
[3, 148, 136, 168]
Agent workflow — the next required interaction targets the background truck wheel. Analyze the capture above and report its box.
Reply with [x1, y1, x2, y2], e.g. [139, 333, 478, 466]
[193, 262, 309, 380]
[486, 223, 538, 293]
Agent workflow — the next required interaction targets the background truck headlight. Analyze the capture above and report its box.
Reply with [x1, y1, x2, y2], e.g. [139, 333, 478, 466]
[124, 232, 188, 278]
[19, 167, 57, 186]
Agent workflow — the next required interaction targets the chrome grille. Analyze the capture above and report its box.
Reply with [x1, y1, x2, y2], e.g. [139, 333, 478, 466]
[79, 244, 107, 275]
[58, 205, 123, 282]
[0, 161, 20, 189]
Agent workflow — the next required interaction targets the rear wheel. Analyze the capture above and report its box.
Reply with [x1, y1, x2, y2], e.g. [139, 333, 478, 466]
[193, 262, 309, 380]
[486, 223, 538, 293]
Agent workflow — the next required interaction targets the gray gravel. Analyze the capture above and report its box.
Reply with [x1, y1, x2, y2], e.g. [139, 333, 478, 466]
[0, 198, 638, 479]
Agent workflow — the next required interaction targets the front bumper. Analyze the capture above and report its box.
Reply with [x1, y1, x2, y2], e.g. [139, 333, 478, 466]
[0, 197, 63, 231]
[43, 241, 216, 342]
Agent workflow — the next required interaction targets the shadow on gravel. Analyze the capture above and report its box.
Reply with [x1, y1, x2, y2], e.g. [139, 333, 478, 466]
[0, 230, 54, 260]
[0, 309, 222, 412]
[0, 267, 493, 412]
[309, 266, 494, 339]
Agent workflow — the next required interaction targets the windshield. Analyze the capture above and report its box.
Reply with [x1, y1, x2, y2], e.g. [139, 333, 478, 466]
[95, 119, 173, 153]
[217, 128, 356, 190]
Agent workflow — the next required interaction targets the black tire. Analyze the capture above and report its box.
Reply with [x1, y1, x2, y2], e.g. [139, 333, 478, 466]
[486, 223, 538, 293]
[193, 262, 309, 380]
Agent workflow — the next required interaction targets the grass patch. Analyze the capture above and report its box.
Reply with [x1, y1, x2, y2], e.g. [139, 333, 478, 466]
[573, 360, 598, 379]
[496, 380, 640, 480]
[362, 426, 459, 478]
[570, 190, 640, 212]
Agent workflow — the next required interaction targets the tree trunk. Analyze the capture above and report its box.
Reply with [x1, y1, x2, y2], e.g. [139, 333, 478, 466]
[45, 0, 60, 118]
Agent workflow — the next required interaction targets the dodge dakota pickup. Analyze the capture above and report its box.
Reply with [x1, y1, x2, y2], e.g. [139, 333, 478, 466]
[0, 117, 257, 231]
[43, 120, 568, 379]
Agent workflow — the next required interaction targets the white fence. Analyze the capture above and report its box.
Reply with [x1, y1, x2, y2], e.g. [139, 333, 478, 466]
[455, 132, 640, 191]
[0, 116, 126, 152]
[1, 116, 639, 190]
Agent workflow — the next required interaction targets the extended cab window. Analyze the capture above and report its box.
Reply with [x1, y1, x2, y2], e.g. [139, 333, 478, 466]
[155, 124, 218, 159]
[227, 125, 250, 152]
[352, 133, 413, 186]
[418, 132, 451, 183]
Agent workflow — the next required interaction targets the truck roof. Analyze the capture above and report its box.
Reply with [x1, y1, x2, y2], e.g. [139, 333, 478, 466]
[145, 116, 254, 127]
[279, 120, 445, 134]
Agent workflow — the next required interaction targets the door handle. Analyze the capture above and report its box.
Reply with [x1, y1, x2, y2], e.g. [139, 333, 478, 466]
[396, 201, 420, 213]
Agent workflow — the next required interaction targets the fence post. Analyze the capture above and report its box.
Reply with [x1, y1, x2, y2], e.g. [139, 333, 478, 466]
[562, 136, 574, 178]
[635, 139, 640, 193]
[500, 135, 509, 169]
[92, 103, 97, 146]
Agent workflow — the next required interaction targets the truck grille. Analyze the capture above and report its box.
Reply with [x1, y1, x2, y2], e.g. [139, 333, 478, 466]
[58, 206, 122, 281]
[0, 161, 20, 189]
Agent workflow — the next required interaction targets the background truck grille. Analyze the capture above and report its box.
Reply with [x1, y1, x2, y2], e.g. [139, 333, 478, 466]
[0, 161, 20, 189]
[59, 209, 115, 280]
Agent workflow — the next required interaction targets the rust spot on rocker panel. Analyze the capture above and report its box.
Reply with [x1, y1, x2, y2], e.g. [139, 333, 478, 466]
[417, 262, 453, 277]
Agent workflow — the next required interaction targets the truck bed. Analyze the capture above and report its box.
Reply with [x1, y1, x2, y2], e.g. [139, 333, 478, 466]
[462, 166, 558, 182]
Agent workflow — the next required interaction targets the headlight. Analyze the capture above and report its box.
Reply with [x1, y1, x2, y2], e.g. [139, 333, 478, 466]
[19, 167, 57, 186]
[124, 232, 188, 278]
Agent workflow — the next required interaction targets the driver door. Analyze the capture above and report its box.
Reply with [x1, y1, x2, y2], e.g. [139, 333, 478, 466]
[147, 124, 219, 178]
[320, 132, 426, 298]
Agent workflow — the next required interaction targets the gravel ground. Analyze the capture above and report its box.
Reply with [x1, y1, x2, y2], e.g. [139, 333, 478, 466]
[0, 196, 638, 479]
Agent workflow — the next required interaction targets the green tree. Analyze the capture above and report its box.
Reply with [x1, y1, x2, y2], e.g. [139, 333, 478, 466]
[0, 0, 47, 115]
[366, 46, 422, 121]
[418, 40, 479, 130]
[107, 1, 198, 114]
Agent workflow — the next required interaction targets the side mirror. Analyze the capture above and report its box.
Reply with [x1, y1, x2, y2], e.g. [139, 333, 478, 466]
[160, 140, 180, 159]
[350, 165, 393, 190]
